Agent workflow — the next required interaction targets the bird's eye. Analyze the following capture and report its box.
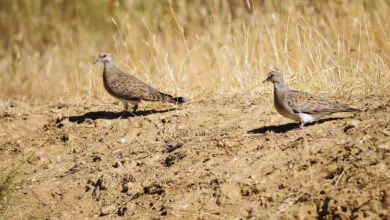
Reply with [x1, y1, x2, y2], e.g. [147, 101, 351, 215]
[102, 54, 106, 58]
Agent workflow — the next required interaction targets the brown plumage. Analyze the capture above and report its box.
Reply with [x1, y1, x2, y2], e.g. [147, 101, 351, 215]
[94, 53, 188, 112]
[263, 71, 360, 128]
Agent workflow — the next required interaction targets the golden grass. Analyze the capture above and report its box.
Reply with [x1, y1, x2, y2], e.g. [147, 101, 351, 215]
[0, 0, 389, 103]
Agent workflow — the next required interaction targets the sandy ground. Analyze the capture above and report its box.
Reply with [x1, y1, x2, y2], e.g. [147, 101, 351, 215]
[0, 94, 389, 219]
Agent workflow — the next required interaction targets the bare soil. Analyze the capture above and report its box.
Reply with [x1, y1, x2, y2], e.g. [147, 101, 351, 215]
[1, 94, 389, 219]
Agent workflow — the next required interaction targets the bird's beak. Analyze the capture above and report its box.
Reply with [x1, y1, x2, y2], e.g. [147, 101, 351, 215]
[93, 58, 100, 64]
[263, 77, 271, 83]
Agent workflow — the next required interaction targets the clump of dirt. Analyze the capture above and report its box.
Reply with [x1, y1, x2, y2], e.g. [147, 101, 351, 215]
[0, 95, 389, 219]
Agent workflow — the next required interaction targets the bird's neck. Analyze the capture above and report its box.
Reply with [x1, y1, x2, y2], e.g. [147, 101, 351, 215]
[273, 81, 285, 91]
[273, 81, 288, 99]
[103, 61, 119, 74]
[102, 61, 119, 93]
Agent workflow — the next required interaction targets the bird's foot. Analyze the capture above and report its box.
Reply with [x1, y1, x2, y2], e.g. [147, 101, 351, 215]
[293, 123, 305, 130]
[132, 105, 139, 114]
[118, 111, 129, 119]
[119, 110, 136, 119]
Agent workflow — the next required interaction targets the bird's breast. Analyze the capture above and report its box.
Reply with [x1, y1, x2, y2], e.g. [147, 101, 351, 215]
[103, 72, 130, 100]
[274, 92, 300, 121]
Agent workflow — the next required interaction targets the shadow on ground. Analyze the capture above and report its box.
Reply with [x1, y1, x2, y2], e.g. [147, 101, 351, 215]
[248, 117, 352, 134]
[68, 108, 177, 124]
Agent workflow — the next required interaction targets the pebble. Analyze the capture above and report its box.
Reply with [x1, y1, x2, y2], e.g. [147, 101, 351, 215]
[101, 205, 116, 216]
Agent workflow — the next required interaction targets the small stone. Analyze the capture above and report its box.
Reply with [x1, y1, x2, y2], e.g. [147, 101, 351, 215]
[220, 183, 241, 201]
[378, 143, 390, 150]
[216, 197, 225, 206]
[344, 120, 360, 132]
[382, 129, 390, 136]
[383, 190, 390, 209]
[112, 161, 121, 168]
[101, 205, 116, 216]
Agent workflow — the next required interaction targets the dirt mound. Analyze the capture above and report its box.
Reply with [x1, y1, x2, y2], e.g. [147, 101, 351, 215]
[1, 95, 389, 219]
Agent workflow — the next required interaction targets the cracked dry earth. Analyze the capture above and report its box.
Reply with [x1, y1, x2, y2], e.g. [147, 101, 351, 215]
[0, 94, 390, 219]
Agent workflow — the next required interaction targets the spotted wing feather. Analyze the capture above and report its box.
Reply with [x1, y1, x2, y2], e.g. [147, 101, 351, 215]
[285, 90, 343, 114]
[104, 71, 171, 102]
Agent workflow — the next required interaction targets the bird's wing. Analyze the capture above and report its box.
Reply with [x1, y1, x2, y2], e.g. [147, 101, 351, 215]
[285, 90, 342, 114]
[109, 72, 171, 102]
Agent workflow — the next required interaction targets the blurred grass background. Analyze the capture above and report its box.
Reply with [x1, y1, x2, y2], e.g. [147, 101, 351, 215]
[0, 0, 389, 103]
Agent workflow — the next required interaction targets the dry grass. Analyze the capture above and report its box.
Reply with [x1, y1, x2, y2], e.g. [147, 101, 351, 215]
[0, 0, 389, 104]
[0, 168, 17, 214]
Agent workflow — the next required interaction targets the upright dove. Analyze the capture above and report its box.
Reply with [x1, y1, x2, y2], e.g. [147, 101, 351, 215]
[94, 53, 188, 113]
[263, 71, 360, 129]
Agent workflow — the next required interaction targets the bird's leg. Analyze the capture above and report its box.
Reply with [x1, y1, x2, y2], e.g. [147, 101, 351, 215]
[119, 101, 129, 118]
[123, 102, 129, 111]
[132, 104, 138, 113]
[122, 104, 138, 117]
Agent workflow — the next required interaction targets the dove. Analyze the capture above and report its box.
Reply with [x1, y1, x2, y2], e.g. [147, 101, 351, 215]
[94, 53, 188, 113]
[263, 71, 360, 129]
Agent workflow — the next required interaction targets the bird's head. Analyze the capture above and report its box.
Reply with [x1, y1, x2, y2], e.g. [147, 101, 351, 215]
[94, 52, 112, 64]
[263, 71, 285, 84]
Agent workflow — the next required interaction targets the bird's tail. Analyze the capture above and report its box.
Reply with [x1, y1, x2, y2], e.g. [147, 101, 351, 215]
[340, 104, 361, 112]
[344, 107, 361, 112]
[169, 97, 189, 104]
[159, 92, 188, 104]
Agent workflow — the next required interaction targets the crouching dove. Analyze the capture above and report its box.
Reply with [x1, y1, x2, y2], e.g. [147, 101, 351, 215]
[94, 53, 188, 113]
[263, 71, 360, 129]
